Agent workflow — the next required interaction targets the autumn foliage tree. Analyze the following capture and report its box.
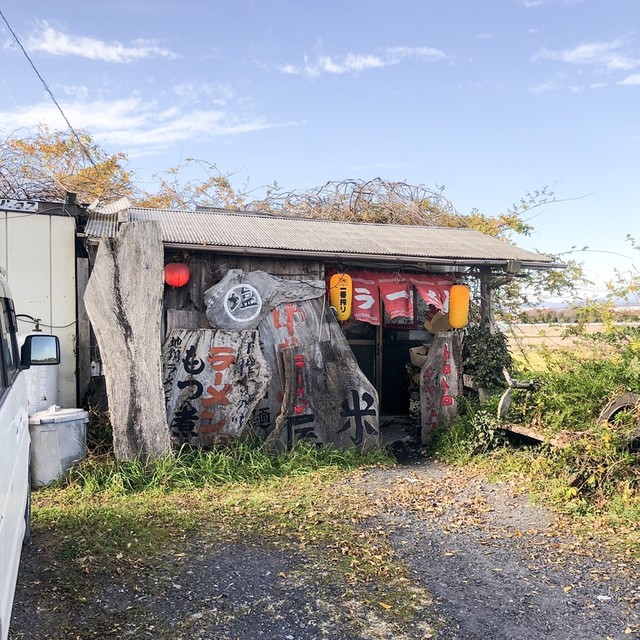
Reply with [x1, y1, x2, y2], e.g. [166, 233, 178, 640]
[0, 126, 135, 203]
[0, 125, 589, 317]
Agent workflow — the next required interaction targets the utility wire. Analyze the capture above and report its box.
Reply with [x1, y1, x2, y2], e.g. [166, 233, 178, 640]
[0, 9, 99, 172]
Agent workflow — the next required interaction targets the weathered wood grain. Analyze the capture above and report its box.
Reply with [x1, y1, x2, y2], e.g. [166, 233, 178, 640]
[84, 221, 171, 461]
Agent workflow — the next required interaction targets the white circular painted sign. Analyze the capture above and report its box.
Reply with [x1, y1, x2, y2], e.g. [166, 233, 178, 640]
[223, 284, 263, 322]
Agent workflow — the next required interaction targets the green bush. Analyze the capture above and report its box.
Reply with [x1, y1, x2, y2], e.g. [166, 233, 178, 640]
[463, 324, 512, 391]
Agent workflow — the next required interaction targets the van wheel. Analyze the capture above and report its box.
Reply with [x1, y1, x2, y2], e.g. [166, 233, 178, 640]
[23, 484, 31, 546]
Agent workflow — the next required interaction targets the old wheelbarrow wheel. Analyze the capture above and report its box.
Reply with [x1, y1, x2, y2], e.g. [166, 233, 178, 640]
[598, 392, 640, 451]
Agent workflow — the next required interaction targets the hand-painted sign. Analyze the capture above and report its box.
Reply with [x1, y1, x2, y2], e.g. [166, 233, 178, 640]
[269, 339, 380, 453]
[205, 269, 324, 330]
[223, 284, 262, 323]
[255, 298, 325, 437]
[162, 329, 270, 445]
[420, 333, 460, 441]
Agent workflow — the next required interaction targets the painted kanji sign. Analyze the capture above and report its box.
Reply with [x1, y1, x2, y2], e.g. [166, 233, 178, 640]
[269, 340, 380, 453]
[420, 332, 460, 442]
[204, 269, 330, 438]
[205, 269, 324, 330]
[255, 297, 333, 437]
[202, 268, 381, 452]
[162, 329, 270, 445]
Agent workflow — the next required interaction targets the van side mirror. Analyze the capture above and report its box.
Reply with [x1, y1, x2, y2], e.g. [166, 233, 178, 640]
[20, 334, 60, 367]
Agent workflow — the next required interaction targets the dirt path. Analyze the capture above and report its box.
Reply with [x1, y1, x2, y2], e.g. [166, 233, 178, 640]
[10, 459, 640, 639]
[348, 461, 639, 639]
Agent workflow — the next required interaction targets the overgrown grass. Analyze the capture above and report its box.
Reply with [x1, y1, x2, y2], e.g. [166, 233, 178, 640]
[32, 441, 394, 570]
[430, 327, 640, 556]
[62, 440, 391, 495]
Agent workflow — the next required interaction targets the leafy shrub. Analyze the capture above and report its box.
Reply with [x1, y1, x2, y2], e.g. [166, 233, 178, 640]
[463, 324, 512, 391]
[431, 396, 505, 460]
[512, 330, 640, 434]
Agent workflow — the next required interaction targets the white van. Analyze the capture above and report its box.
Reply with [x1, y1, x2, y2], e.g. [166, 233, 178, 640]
[0, 268, 59, 640]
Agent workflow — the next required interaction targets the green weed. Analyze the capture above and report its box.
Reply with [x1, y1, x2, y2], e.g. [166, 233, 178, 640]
[62, 441, 391, 496]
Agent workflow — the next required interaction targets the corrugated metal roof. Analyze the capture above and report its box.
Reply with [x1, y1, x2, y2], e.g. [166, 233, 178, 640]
[85, 207, 557, 267]
[88, 197, 131, 216]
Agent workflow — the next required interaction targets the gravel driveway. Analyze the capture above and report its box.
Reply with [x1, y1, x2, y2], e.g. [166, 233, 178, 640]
[10, 458, 639, 639]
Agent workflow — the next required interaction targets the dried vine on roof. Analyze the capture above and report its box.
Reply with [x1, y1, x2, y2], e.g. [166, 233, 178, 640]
[248, 178, 469, 228]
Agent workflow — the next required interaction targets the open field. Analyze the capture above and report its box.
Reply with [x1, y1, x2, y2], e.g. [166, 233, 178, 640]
[504, 323, 640, 366]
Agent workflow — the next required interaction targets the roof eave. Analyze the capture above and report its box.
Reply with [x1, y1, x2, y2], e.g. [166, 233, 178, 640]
[84, 236, 563, 269]
[158, 241, 564, 270]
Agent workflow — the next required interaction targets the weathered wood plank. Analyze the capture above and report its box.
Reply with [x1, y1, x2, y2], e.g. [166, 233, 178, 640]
[166, 309, 209, 333]
[84, 221, 171, 461]
[498, 423, 570, 449]
[76, 257, 91, 405]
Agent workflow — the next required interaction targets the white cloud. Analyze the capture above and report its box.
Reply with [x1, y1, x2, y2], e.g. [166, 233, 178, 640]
[22, 21, 177, 63]
[0, 95, 296, 151]
[533, 41, 640, 72]
[527, 81, 558, 94]
[528, 79, 609, 93]
[280, 46, 445, 78]
[619, 74, 640, 86]
[523, 0, 585, 6]
[173, 81, 235, 105]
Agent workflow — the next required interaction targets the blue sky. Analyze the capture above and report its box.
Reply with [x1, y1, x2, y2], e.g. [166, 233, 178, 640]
[1, 0, 638, 297]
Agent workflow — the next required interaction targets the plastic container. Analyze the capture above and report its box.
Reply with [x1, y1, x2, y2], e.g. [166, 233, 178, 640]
[29, 405, 88, 487]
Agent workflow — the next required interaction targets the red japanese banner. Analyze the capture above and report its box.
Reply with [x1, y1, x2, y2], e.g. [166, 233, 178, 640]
[377, 275, 413, 319]
[350, 271, 381, 325]
[405, 274, 454, 312]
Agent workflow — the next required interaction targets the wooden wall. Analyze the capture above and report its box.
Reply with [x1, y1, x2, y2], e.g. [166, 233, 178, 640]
[163, 251, 325, 334]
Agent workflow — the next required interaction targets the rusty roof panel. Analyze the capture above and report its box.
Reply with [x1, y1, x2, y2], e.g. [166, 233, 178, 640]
[85, 207, 555, 265]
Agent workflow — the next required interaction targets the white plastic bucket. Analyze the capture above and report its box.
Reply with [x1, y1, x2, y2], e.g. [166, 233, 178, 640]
[29, 406, 88, 487]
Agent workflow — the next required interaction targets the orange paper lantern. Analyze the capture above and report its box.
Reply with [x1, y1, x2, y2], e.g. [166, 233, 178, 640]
[329, 273, 352, 321]
[448, 284, 470, 329]
[164, 262, 190, 288]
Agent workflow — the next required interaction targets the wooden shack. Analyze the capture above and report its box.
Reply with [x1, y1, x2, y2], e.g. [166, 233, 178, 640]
[84, 206, 558, 450]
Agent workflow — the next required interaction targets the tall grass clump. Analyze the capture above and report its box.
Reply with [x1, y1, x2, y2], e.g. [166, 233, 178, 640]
[514, 341, 640, 434]
[431, 326, 640, 553]
[64, 441, 392, 495]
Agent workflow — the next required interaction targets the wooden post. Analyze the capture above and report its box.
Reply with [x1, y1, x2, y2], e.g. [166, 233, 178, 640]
[479, 267, 493, 330]
[84, 222, 171, 461]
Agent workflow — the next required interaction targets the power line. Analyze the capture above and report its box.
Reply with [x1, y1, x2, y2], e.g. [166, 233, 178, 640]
[0, 9, 99, 172]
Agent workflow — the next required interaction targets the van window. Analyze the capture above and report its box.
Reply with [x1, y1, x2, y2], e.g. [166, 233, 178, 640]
[0, 297, 18, 387]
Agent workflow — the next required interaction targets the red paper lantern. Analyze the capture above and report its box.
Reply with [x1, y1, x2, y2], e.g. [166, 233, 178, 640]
[164, 262, 190, 287]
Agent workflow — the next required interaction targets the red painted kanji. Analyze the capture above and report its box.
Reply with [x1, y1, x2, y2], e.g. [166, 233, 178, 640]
[200, 345, 236, 433]
[293, 354, 308, 415]
[201, 384, 233, 407]
[200, 417, 227, 434]
[272, 304, 306, 350]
